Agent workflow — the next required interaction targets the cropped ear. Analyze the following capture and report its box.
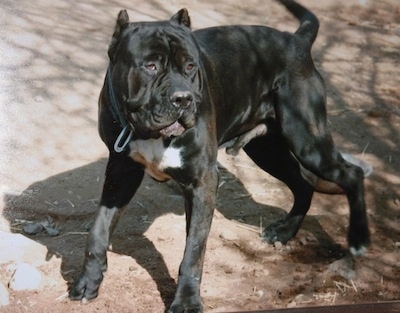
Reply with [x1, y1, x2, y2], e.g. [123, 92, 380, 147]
[108, 10, 130, 61]
[170, 8, 191, 29]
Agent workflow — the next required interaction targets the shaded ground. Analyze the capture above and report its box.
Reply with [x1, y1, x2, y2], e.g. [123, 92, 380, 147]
[0, 0, 399, 312]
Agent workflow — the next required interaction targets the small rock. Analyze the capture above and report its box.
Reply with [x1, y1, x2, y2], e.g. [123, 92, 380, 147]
[219, 229, 238, 241]
[0, 231, 48, 266]
[0, 230, 48, 266]
[288, 293, 313, 307]
[0, 282, 9, 307]
[281, 245, 292, 255]
[40, 219, 50, 228]
[255, 289, 264, 297]
[23, 223, 44, 235]
[9, 263, 42, 291]
[328, 257, 356, 280]
[222, 265, 234, 274]
[274, 241, 283, 249]
[44, 226, 60, 237]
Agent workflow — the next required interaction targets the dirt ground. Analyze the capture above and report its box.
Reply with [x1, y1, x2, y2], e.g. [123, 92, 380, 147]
[0, 0, 399, 312]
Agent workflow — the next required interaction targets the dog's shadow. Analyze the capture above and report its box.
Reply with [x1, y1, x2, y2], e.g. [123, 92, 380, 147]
[2, 157, 337, 309]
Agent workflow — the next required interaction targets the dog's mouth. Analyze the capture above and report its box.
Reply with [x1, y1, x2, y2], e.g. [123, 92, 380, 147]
[128, 104, 197, 139]
[129, 112, 189, 139]
[159, 120, 186, 138]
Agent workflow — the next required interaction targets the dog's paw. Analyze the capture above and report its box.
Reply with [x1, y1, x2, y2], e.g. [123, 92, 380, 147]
[348, 221, 370, 257]
[168, 302, 203, 313]
[349, 245, 367, 257]
[348, 233, 370, 257]
[69, 271, 103, 302]
[168, 290, 203, 313]
[262, 215, 303, 244]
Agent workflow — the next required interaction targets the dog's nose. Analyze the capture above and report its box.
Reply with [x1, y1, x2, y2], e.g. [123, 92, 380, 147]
[170, 91, 194, 109]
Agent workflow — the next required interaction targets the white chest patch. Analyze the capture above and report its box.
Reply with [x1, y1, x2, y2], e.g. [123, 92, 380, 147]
[129, 138, 183, 181]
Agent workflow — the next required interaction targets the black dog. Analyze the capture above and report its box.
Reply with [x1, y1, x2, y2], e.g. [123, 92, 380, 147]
[69, 1, 370, 311]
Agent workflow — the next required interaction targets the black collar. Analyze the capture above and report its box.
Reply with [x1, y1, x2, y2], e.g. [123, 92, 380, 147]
[106, 65, 133, 153]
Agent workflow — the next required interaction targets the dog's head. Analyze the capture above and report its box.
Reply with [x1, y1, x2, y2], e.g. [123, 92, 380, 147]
[107, 9, 202, 139]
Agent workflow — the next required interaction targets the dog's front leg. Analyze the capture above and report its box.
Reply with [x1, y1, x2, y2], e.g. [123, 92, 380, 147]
[168, 168, 218, 313]
[69, 154, 144, 302]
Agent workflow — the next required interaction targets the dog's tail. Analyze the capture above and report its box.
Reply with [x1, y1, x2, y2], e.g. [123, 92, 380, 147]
[278, 0, 319, 47]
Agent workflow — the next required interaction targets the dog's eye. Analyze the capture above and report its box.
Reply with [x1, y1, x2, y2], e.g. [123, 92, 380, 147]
[186, 63, 194, 71]
[145, 63, 157, 72]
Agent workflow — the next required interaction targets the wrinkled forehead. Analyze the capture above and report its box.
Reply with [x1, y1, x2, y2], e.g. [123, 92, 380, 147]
[121, 22, 199, 62]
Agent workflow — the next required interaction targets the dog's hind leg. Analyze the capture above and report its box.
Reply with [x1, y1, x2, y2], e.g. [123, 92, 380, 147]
[275, 74, 370, 255]
[69, 154, 144, 302]
[243, 120, 315, 244]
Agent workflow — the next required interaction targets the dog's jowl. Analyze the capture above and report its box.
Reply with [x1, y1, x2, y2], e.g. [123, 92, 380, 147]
[69, 0, 371, 311]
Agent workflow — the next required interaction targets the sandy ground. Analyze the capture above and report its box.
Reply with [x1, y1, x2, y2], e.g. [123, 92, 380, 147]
[0, 0, 399, 312]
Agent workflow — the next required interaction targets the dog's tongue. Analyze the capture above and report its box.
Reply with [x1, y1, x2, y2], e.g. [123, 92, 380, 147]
[159, 121, 185, 138]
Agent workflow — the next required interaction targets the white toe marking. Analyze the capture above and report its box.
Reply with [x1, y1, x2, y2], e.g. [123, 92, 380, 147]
[349, 245, 367, 256]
